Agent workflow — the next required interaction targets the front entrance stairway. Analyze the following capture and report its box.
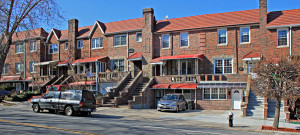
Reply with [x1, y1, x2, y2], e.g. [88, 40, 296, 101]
[129, 83, 147, 100]
[246, 90, 265, 119]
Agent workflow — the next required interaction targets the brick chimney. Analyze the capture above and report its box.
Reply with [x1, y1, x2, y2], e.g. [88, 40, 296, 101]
[259, 0, 267, 30]
[67, 19, 78, 62]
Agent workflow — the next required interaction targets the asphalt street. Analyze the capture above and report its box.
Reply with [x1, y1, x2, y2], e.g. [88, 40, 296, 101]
[0, 102, 279, 135]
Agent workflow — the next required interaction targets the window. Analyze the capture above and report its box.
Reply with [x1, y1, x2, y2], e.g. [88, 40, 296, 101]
[15, 62, 23, 74]
[180, 32, 189, 47]
[161, 34, 170, 48]
[15, 42, 24, 53]
[113, 35, 126, 46]
[30, 40, 37, 52]
[30, 61, 36, 73]
[49, 44, 58, 54]
[203, 88, 227, 100]
[136, 33, 142, 42]
[91, 37, 103, 49]
[2, 64, 8, 74]
[112, 59, 124, 71]
[77, 40, 83, 49]
[218, 29, 227, 45]
[277, 29, 288, 46]
[100, 62, 106, 72]
[214, 59, 232, 74]
[65, 42, 68, 50]
[240, 27, 250, 43]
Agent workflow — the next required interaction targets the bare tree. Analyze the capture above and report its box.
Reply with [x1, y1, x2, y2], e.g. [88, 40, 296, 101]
[0, 0, 63, 77]
[251, 56, 300, 129]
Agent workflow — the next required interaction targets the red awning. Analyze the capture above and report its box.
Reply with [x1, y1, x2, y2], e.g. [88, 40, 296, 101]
[68, 81, 96, 86]
[151, 54, 203, 64]
[242, 51, 261, 60]
[57, 60, 69, 67]
[128, 52, 142, 61]
[72, 56, 108, 65]
[151, 83, 197, 89]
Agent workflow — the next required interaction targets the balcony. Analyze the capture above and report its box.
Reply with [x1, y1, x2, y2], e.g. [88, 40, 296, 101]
[74, 72, 129, 83]
[33, 75, 56, 82]
[154, 74, 248, 84]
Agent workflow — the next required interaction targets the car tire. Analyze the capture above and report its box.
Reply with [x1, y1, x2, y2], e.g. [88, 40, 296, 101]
[32, 103, 40, 113]
[65, 106, 74, 116]
[49, 109, 55, 114]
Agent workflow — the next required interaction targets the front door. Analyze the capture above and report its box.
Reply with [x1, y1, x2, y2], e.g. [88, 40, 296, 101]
[232, 90, 242, 110]
[134, 61, 142, 77]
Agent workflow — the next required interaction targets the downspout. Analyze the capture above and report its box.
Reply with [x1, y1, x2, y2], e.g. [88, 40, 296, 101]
[235, 27, 239, 74]
[89, 37, 91, 58]
[23, 42, 26, 90]
[58, 42, 60, 61]
[290, 26, 292, 56]
[127, 32, 129, 71]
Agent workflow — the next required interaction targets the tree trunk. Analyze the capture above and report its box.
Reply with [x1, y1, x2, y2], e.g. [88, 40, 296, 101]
[272, 97, 281, 129]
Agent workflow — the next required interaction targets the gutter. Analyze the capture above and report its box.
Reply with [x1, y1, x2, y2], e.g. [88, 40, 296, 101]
[104, 29, 142, 35]
[126, 32, 129, 71]
[266, 24, 300, 29]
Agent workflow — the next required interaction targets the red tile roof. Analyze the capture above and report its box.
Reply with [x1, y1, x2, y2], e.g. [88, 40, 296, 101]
[68, 81, 96, 86]
[267, 9, 300, 28]
[151, 83, 197, 89]
[12, 28, 47, 41]
[57, 60, 69, 66]
[0, 76, 23, 82]
[242, 51, 261, 59]
[104, 18, 143, 33]
[72, 56, 108, 64]
[155, 9, 259, 32]
[128, 52, 143, 60]
[151, 54, 203, 64]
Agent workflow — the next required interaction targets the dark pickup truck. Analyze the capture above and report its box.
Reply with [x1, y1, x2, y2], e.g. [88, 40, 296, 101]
[30, 90, 96, 116]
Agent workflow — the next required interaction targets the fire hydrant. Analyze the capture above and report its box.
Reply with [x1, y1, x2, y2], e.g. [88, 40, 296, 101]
[228, 112, 234, 127]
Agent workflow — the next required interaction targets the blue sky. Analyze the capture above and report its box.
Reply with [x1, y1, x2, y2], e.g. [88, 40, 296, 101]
[52, 0, 300, 31]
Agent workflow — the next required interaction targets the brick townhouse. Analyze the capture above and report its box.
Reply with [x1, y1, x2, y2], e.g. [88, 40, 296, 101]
[0, 0, 299, 121]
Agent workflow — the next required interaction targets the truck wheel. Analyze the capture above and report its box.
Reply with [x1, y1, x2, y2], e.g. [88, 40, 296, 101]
[33, 103, 40, 113]
[65, 106, 74, 116]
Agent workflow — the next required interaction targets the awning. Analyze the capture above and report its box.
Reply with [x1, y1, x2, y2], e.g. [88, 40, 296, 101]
[197, 82, 247, 88]
[72, 56, 108, 65]
[128, 52, 142, 61]
[242, 51, 261, 61]
[57, 60, 69, 67]
[68, 81, 96, 86]
[0, 76, 24, 82]
[151, 83, 197, 89]
[151, 54, 203, 64]
[34, 60, 59, 66]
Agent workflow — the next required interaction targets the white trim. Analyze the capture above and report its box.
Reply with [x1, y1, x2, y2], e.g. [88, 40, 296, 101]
[150, 62, 163, 65]
[88, 21, 105, 37]
[113, 34, 127, 47]
[266, 24, 300, 29]
[128, 57, 142, 61]
[213, 58, 233, 74]
[29, 40, 37, 52]
[29, 61, 36, 73]
[277, 28, 289, 47]
[136, 32, 142, 42]
[161, 34, 170, 49]
[217, 28, 227, 45]
[65, 42, 68, 50]
[48, 44, 58, 54]
[91, 37, 103, 49]
[202, 88, 227, 100]
[34, 60, 59, 66]
[46, 29, 59, 43]
[242, 57, 260, 61]
[77, 40, 83, 49]
[240, 27, 250, 44]
[180, 32, 189, 47]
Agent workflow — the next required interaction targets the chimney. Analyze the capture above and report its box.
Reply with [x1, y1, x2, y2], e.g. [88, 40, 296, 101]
[68, 19, 78, 62]
[259, 0, 267, 30]
[142, 8, 154, 32]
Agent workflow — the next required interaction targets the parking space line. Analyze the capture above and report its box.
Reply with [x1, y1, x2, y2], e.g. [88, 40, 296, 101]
[0, 118, 103, 135]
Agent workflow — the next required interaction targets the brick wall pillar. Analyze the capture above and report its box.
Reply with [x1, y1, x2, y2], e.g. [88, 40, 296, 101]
[264, 98, 268, 119]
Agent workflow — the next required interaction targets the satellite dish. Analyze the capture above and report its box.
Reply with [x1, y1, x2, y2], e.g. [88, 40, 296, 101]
[164, 15, 168, 20]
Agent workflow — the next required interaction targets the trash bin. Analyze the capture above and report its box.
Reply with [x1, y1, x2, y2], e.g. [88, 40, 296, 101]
[187, 101, 194, 110]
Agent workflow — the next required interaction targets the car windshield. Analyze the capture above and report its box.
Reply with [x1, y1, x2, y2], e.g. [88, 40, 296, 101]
[53, 87, 58, 91]
[162, 95, 178, 101]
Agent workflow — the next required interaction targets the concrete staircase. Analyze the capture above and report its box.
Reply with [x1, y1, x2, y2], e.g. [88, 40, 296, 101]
[267, 99, 286, 121]
[51, 75, 66, 85]
[129, 83, 147, 100]
[246, 90, 265, 119]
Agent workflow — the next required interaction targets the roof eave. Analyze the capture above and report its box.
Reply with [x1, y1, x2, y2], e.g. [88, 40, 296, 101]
[266, 24, 300, 29]
[104, 29, 142, 35]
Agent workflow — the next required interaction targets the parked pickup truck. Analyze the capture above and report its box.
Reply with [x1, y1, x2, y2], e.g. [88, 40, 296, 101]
[30, 90, 96, 116]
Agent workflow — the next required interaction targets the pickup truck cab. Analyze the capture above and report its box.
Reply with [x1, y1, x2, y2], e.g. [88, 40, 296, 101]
[30, 90, 96, 116]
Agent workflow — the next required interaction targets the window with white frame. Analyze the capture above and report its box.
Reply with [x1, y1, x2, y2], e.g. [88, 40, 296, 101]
[100, 62, 106, 72]
[29, 61, 36, 73]
[218, 29, 227, 45]
[136, 33, 142, 42]
[162, 34, 170, 48]
[65, 42, 68, 50]
[240, 27, 250, 43]
[112, 59, 124, 71]
[113, 35, 127, 46]
[15, 62, 23, 74]
[49, 44, 58, 54]
[2, 64, 8, 74]
[91, 37, 103, 49]
[214, 59, 232, 74]
[77, 40, 83, 49]
[277, 29, 288, 46]
[15, 42, 24, 53]
[30, 40, 37, 52]
[203, 88, 227, 100]
[180, 32, 189, 47]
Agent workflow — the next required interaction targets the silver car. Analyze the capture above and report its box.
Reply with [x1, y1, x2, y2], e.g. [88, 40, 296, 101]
[157, 94, 187, 112]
